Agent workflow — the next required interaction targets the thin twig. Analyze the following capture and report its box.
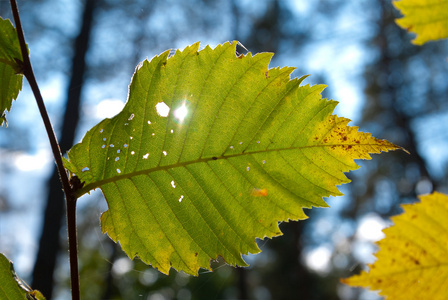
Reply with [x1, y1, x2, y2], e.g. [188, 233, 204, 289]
[9, 1, 80, 299]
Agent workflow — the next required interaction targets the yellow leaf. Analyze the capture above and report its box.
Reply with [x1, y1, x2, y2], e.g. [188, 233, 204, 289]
[342, 192, 448, 300]
[393, 0, 448, 45]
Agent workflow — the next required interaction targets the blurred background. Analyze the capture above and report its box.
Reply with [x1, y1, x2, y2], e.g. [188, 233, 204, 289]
[1, 0, 448, 299]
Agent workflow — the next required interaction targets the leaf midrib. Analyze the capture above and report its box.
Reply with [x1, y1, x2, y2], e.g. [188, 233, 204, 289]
[77, 142, 376, 197]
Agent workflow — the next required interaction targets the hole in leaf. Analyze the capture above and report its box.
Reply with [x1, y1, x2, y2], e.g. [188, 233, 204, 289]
[143, 153, 149, 159]
[115, 157, 119, 161]
[170, 129, 174, 133]
[246, 167, 250, 171]
[116, 169, 121, 173]
[124, 144, 128, 148]
[110, 144, 114, 148]
[102, 145, 106, 149]
[117, 150, 121, 153]
[128, 113, 135, 121]
[156, 102, 170, 117]
[230, 146, 234, 149]
[147, 120, 151, 125]
[152, 133, 155, 136]
[171, 181, 176, 188]
[103, 138, 106, 141]
[82, 167, 89, 172]
[100, 129, 104, 133]
[131, 151, 135, 155]
[262, 160, 265, 164]
[179, 195, 184, 202]
[162, 151, 167, 156]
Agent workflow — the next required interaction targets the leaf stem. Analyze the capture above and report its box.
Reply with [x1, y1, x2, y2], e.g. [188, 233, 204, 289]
[9, 1, 80, 299]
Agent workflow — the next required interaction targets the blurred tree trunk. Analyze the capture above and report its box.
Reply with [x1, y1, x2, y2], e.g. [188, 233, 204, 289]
[31, 0, 97, 297]
[350, 0, 439, 220]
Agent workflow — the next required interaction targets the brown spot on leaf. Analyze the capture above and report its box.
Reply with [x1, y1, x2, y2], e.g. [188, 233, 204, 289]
[195, 252, 198, 257]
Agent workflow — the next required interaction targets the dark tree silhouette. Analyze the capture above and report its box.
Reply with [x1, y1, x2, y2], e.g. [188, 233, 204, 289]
[31, 0, 97, 297]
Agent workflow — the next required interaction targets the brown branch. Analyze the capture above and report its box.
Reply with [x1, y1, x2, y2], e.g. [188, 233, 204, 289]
[9, 1, 80, 299]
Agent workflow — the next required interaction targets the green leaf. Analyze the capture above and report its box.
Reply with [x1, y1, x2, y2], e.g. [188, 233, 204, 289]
[64, 41, 402, 275]
[342, 192, 448, 299]
[393, 0, 448, 45]
[0, 17, 24, 127]
[0, 253, 46, 300]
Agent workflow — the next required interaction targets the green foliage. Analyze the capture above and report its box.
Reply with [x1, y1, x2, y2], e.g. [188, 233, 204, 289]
[394, 0, 448, 45]
[64, 41, 401, 275]
[0, 17, 24, 127]
[0, 253, 45, 300]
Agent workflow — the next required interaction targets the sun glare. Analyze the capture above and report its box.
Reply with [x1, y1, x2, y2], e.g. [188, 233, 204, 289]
[173, 102, 188, 123]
